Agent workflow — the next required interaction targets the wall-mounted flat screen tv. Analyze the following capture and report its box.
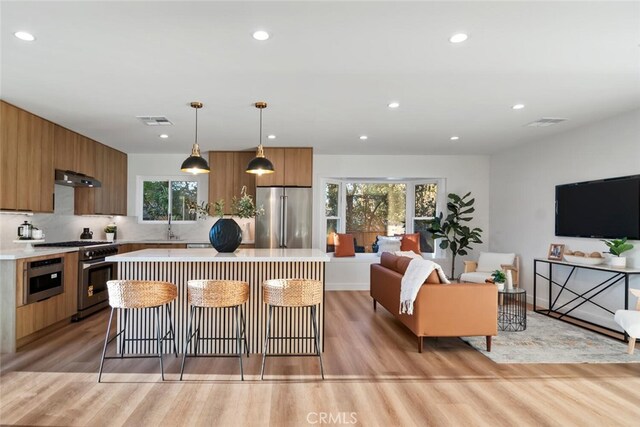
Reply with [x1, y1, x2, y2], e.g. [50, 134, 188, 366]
[555, 175, 640, 240]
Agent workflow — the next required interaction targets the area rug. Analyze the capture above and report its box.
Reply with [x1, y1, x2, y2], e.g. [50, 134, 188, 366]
[462, 312, 640, 364]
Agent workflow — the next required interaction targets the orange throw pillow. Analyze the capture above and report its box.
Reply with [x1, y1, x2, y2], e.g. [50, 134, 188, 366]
[400, 233, 421, 254]
[334, 233, 356, 257]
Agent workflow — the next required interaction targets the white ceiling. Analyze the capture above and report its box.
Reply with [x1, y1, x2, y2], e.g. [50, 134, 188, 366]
[2, 1, 639, 155]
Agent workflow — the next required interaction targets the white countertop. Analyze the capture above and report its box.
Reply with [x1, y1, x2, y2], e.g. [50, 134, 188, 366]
[107, 248, 331, 262]
[0, 247, 79, 260]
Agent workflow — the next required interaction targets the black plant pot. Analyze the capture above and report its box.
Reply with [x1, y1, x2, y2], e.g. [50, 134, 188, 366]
[209, 218, 242, 252]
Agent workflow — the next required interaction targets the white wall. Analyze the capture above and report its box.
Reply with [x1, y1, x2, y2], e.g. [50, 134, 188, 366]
[490, 108, 640, 330]
[313, 154, 491, 290]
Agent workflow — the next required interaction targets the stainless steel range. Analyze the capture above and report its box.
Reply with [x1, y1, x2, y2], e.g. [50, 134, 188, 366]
[35, 241, 119, 320]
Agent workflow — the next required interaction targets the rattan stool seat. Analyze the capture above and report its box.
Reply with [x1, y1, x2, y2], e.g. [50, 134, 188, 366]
[263, 279, 323, 307]
[106, 280, 177, 309]
[187, 280, 249, 308]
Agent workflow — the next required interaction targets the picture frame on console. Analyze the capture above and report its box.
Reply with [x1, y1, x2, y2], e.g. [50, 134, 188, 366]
[548, 243, 565, 261]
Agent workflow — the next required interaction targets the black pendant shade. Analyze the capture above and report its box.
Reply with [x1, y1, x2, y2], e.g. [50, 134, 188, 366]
[246, 101, 275, 175]
[181, 101, 210, 175]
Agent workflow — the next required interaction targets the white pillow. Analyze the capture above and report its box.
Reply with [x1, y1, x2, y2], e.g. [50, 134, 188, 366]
[477, 252, 516, 272]
[377, 239, 402, 256]
[393, 250, 423, 259]
[377, 235, 401, 242]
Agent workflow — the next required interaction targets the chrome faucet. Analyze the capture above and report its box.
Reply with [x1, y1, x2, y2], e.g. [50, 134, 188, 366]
[167, 213, 178, 240]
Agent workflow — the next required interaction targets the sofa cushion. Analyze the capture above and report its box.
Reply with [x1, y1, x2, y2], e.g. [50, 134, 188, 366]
[400, 233, 421, 254]
[460, 271, 492, 284]
[477, 252, 516, 272]
[334, 233, 355, 257]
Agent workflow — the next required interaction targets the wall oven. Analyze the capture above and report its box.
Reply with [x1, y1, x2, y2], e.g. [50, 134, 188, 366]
[25, 257, 64, 304]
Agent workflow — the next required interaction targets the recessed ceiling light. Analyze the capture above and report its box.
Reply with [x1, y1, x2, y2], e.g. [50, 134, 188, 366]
[449, 33, 468, 43]
[159, 134, 169, 139]
[252, 30, 270, 41]
[267, 134, 276, 139]
[14, 31, 35, 42]
[388, 102, 400, 109]
[359, 135, 368, 140]
[512, 104, 526, 110]
[450, 136, 460, 141]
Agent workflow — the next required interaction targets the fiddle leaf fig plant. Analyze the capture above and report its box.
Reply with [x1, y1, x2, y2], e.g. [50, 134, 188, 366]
[601, 238, 634, 257]
[428, 191, 483, 279]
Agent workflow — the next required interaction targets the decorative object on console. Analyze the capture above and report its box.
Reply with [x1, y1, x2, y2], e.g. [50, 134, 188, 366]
[563, 250, 604, 265]
[246, 102, 275, 176]
[333, 233, 356, 257]
[602, 237, 634, 268]
[104, 224, 117, 242]
[461, 252, 520, 287]
[180, 101, 210, 175]
[427, 192, 483, 278]
[547, 243, 565, 261]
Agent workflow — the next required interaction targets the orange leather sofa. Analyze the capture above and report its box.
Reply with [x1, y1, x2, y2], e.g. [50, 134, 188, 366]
[370, 253, 498, 352]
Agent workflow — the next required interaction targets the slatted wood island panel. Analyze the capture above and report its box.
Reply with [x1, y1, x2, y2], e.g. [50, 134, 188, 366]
[106, 249, 329, 355]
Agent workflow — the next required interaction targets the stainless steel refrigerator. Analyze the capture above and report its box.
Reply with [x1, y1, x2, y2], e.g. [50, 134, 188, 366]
[255, 187, 313, 248]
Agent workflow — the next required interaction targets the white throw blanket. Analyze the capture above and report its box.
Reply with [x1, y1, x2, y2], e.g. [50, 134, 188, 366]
[400, 259, 450, 315]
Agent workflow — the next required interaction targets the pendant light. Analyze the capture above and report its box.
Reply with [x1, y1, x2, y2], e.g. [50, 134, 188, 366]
[246, 101, 274, 175]
[180, 101, 210, 174]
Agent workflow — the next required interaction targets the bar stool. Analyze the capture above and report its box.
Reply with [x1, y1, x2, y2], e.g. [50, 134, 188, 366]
[261, 279, 324, 380]
[180, 280, 249, 381]
[98, 280, 178, 382]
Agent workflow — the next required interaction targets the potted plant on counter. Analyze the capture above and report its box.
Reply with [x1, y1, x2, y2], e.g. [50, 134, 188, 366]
[189, 186, 263, 253]
[602, 237, 634, 268]
[104, 224, 117, 242]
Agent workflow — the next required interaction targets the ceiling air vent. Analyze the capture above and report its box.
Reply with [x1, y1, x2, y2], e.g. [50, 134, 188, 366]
[136, 116, 173, 126]
[526, 117, 568, 128]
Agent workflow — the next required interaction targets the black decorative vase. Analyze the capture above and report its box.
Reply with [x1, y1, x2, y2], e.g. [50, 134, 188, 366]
[209, 218, 242, 252]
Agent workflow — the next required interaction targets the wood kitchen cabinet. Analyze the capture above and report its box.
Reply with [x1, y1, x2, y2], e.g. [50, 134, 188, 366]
[255, 147, 312, 187]
[15, 251, 78, 348]
[209, 151, 256, 214]
[0, 101, 55, 212]
[75, 142, 127, 215]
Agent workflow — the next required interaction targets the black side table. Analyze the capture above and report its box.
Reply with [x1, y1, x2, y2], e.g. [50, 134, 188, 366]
[498, 288, 527, 332]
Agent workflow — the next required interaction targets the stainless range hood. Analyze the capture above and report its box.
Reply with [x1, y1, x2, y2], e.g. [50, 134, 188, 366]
[55, 169, 102, 188]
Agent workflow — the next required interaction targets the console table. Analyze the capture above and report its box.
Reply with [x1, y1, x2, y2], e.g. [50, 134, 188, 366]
[533, 258, 640, 341]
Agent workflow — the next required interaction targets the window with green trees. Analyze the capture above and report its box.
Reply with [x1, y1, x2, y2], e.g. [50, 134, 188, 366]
[139, 177, 198, 222]
[323, 179, 440, 253]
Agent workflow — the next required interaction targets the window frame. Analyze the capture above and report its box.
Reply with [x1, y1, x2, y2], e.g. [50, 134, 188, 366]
[136, 175, 200, 224]
[320, 178, 445, 256]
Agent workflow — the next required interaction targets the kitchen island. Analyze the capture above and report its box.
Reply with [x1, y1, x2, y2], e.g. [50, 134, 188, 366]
[106, 248, 330, 355]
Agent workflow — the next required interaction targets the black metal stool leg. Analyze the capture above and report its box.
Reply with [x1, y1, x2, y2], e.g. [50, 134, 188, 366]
[98, 307, 115, 383]
[194, 307, 203, 357]
[154, 306, 165, 380]
[311, 305, 324, 380]
[260, 305, 273, 380]
[235, 306, 244, 380]
[120, 308, 128, 358]
[166, 303, 178, 357]
[180, 305, 196, 380]
[241, 306, 249, 357]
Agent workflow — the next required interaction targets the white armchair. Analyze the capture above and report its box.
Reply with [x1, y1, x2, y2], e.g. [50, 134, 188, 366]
[614, 289, 640, 354]
[460, 252, 520, 287]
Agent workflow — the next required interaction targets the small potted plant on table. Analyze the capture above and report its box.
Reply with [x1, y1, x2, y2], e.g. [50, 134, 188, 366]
[602, 238, 634, 268]
[491, 270, 506, 291]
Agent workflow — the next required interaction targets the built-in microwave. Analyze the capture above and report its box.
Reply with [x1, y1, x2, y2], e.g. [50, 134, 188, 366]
[25, 257, 64, 304]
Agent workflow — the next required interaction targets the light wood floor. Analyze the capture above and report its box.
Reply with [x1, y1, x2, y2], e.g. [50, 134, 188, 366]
[1, 291, 639, 426]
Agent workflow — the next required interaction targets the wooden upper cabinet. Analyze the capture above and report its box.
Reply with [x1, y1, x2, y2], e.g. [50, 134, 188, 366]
[256, 147, 313, 187]
[209, 151, 256, 215]
[0, 101, 54, 212]
[75, 135, 96, 177]
[53, 126, 77, 172]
